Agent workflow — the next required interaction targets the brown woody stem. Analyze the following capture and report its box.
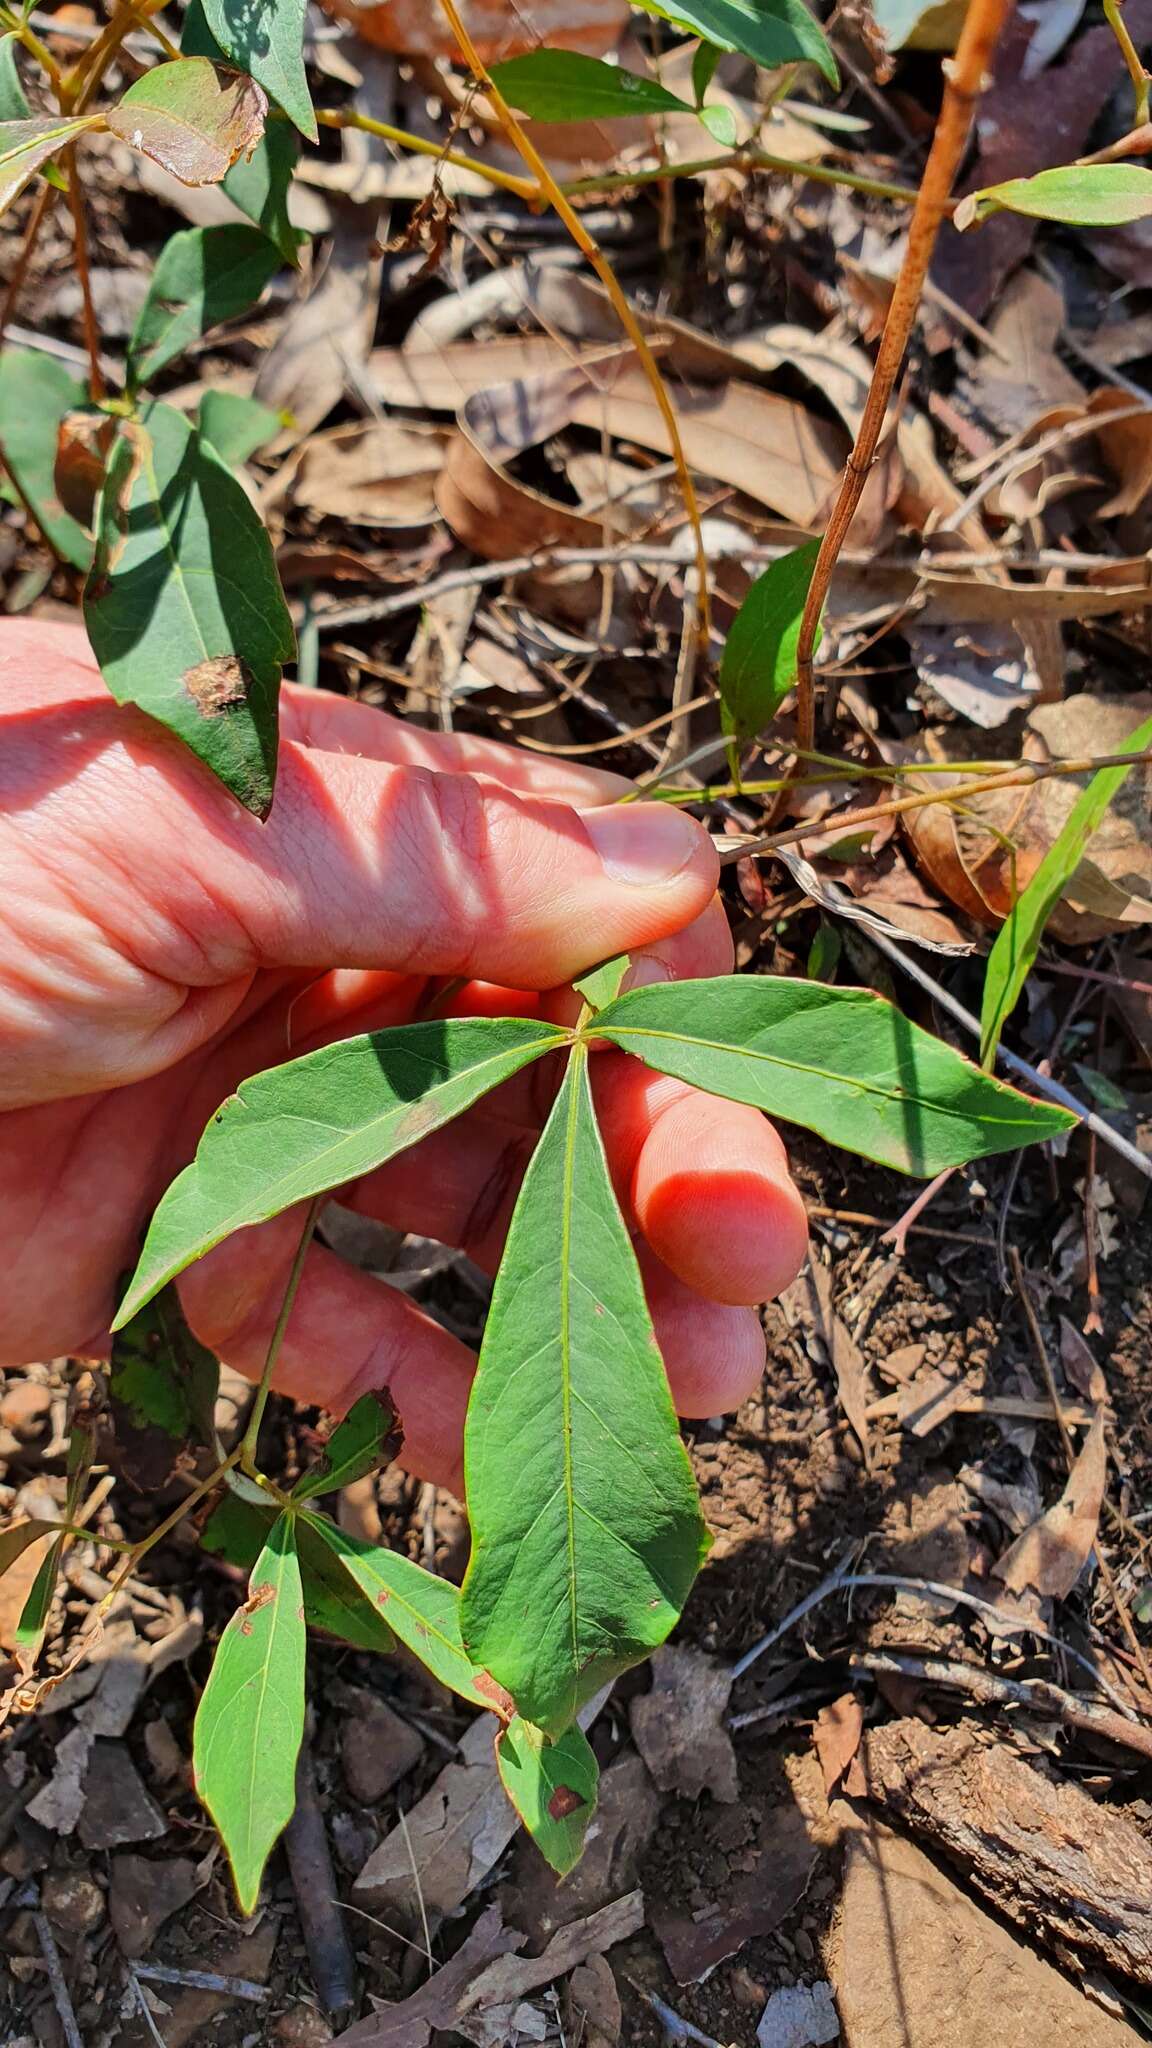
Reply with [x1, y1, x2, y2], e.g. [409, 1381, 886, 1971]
[64, 147, 104, 402]
[792, 0, 1015, 753]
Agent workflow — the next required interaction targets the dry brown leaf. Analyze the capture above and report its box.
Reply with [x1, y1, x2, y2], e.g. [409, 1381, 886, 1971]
[461, 1893, 644, 2020]
[777, 843, 974, 955]
[907, 622, 1041, 729]
[254, 210, 382, 443]
[992, 1410, 1107, 1603]
[336, 1903, 523, 2048]
[813, 1693, 865, 1798]
[828, 840, 976, 953]
[315, 0, 630, 61]
[629, 1645, 738, 1804]
[1058, 1317, 1108, 1406]
[1088, 388, 1152, 519]
[275, 418, 447, 526]
[781, 1261, 872, 1464]
[352, 1711, 518, 1922]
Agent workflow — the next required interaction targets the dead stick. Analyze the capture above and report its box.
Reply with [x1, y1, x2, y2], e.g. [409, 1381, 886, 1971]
[853, 1648, 1152, 1763]
[33, 1913, 83, 2048]
[793, 0, 1016, 751]
[282, 1735, 359, 2024]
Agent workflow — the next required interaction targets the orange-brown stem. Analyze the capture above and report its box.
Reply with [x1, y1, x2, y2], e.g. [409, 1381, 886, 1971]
[793, 0, 1015, 752]
[64, 148, 104, 402]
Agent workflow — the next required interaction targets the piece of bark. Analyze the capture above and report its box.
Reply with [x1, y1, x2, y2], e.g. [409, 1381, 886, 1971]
[858, 1719, 1152, 1985]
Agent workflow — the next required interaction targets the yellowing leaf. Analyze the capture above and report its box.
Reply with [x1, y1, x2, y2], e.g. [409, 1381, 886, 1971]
[107, 58, 266, 186]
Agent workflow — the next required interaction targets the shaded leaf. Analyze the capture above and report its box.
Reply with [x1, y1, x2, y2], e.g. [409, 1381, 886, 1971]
[592, 978, 1075, 1176]
[956, 164, 1152, 231]
[83, 400, 293, 819]
[198, 0, 315, 140]
[292, 1392, 400, 1502]
[115, 1018, 567, 1324]
[14, 1537, 63, 1662]
[632, 0, 838, 84]
[127, 222, 282, 388]
[0, 349, 92, 568]
[0, 1518, 63, 1581]
[719, 537, 821, 740]
[106, 58, 266, 186]
[202, 1496, 398, 1652]
[980, 709, 1152, 1065]
[699, 99, 738, 144]
[193, 1510, 306, 1913]
[54, 409, 115, 531]
[461, 1047, 708, 1737]
[109, 1281, 219, 1492]
[0, 35, 30, 121]
[222, 118, 306, 265]
[198, 388, 282, 467]
[302, 1513, 512, 1714]
[691, 38, 723, 103]
[0, 113, 99, 222]
[496, 1716, 599, 1877]
[490, 50, 687, 120]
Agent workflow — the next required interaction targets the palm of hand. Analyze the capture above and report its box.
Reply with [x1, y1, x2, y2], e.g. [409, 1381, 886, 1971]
[0, 622, 807, 1490]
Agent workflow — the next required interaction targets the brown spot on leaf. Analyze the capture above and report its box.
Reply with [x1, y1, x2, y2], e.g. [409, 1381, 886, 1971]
[474, 1670, 516, 1722]
[183, 655, 252, 717]
[238, 1579, 275, 1633]
[54, 410, 115, 530]
[547, 1784, 586, 1822]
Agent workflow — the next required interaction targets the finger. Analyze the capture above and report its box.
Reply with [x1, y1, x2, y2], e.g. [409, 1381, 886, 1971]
[281, 684, 631, 806]
[177, 1216, 767, 1492]
[593, 1056, 810, 1306]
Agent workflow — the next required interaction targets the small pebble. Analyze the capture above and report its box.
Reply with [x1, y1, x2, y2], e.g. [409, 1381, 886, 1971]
[42, 1870, 106, 1936]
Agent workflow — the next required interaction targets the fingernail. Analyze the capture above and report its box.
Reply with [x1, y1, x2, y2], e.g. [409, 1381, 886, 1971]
[582, 803, 704, 886]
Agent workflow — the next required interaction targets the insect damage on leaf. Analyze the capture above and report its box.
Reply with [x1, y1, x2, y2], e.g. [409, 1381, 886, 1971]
[183, 654, 253, 716]
[547, 1783, 587, 1821]
[54, 411, 115, 531]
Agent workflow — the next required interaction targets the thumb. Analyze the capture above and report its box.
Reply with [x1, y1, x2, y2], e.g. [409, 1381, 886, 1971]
[220, 742, 719, 990]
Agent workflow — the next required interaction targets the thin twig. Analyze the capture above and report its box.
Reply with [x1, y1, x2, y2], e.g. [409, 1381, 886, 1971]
[793, 0, 1015, 750]
[133, 1963, 270, 2001]
[852, 1647, 1152, 1762]
[33, 1914, 83, 2048]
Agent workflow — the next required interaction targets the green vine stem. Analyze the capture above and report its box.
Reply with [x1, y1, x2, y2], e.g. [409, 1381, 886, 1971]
[1104, 0, 1151, 128]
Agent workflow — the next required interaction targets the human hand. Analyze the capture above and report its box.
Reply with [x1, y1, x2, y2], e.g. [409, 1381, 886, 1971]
[0, 620, 808, 1489]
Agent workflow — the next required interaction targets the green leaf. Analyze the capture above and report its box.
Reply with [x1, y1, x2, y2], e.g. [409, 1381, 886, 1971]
[461, 1046, 708, 1738]
[805, 918, 841, 984]
[0, 1518, 62, 1580]
[115, 1018, 568, 1324]
[302, 1513, 513, 1713]
[14, 1537, 63, 1658]
[490, 50, 687, 120]
[632, 0, 838, 85]
[592, 977, 1075, 1176]
[719, 538, 821, 741]
[292, 1392, 400, 1502]
[0, 113, 100, 221]
[128, 223, 282, 388]
[198, 388, 282, 467]
[699, 99, 738, 145]
[956, 164, 1152, 231]
[83, 399, 293, 819]
[573, 954, 630, 1012]
[222, 119, 306, 265]
[193, 1510, 307, 1913]
[202, 1496, 398, 1652]
[109, 1281, 220, 1492]
[496, 1716, 599, 1876]
[0, 349, 92, 568]
[106, 58, 266, 186]
[0, 36, 30, 121]
[197, 0, 315, 141]
[691, 38, 722, 104]
[979, 709, 1152, 1067]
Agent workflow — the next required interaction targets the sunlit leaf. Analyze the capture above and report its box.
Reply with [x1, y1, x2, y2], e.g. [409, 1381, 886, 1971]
[632, 0, 838, 84]
[14, 1538, 63, 1662]
[0, 1518, 61, 1580]
[115, 1018, 568, 1324]
[197, 0, 315, 140]
[106, 58, 266, 186]
[292, 1392, 400, 1502]
[572, 954, 629, 1012]
[0, 349, 92, 568]
[956, 164, 1152, 231]
[127, 223, 282, 388]
[0, 35, 30, 120]
[496, 1716, 599, 1876]
[109, 1281, 219, 1492]
[194, 1510, 306, 1913]
[198, 388, 283, 467]
[980, 709, 1152, 1067]
[699, 99, 738, 145]
[0, 113, 100, 222]
[461, 1047, 708, 1737]
[202, 1495, 398, 1652]
[83, 400, 293, 820]
[718, 538, 821, 741]
[490, 50, 687, 120]
[591, 978, 1075, 1175]
[302, 1514, 514, 1714]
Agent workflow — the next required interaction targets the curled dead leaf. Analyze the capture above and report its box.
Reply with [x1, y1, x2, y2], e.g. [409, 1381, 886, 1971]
[992, 1410, 1107, 1604]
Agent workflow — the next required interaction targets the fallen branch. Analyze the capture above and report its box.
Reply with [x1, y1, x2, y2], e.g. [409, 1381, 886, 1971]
[853, 1647, 1152, 1764]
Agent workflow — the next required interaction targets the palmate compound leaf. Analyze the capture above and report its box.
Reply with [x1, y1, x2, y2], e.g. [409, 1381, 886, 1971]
[194, 1509, 306, 1913]
[114, 1018, 568, 1325]
[300, 1513, 515, 1716]
[83, 401, 293, 819]
[591, 978, 1075, 1176]
[496, 1716, 599, 1877]
[460, 1045, 709, 1739]
[202, 1494, 398, 1652]
[980, 709, 1152, 1068]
